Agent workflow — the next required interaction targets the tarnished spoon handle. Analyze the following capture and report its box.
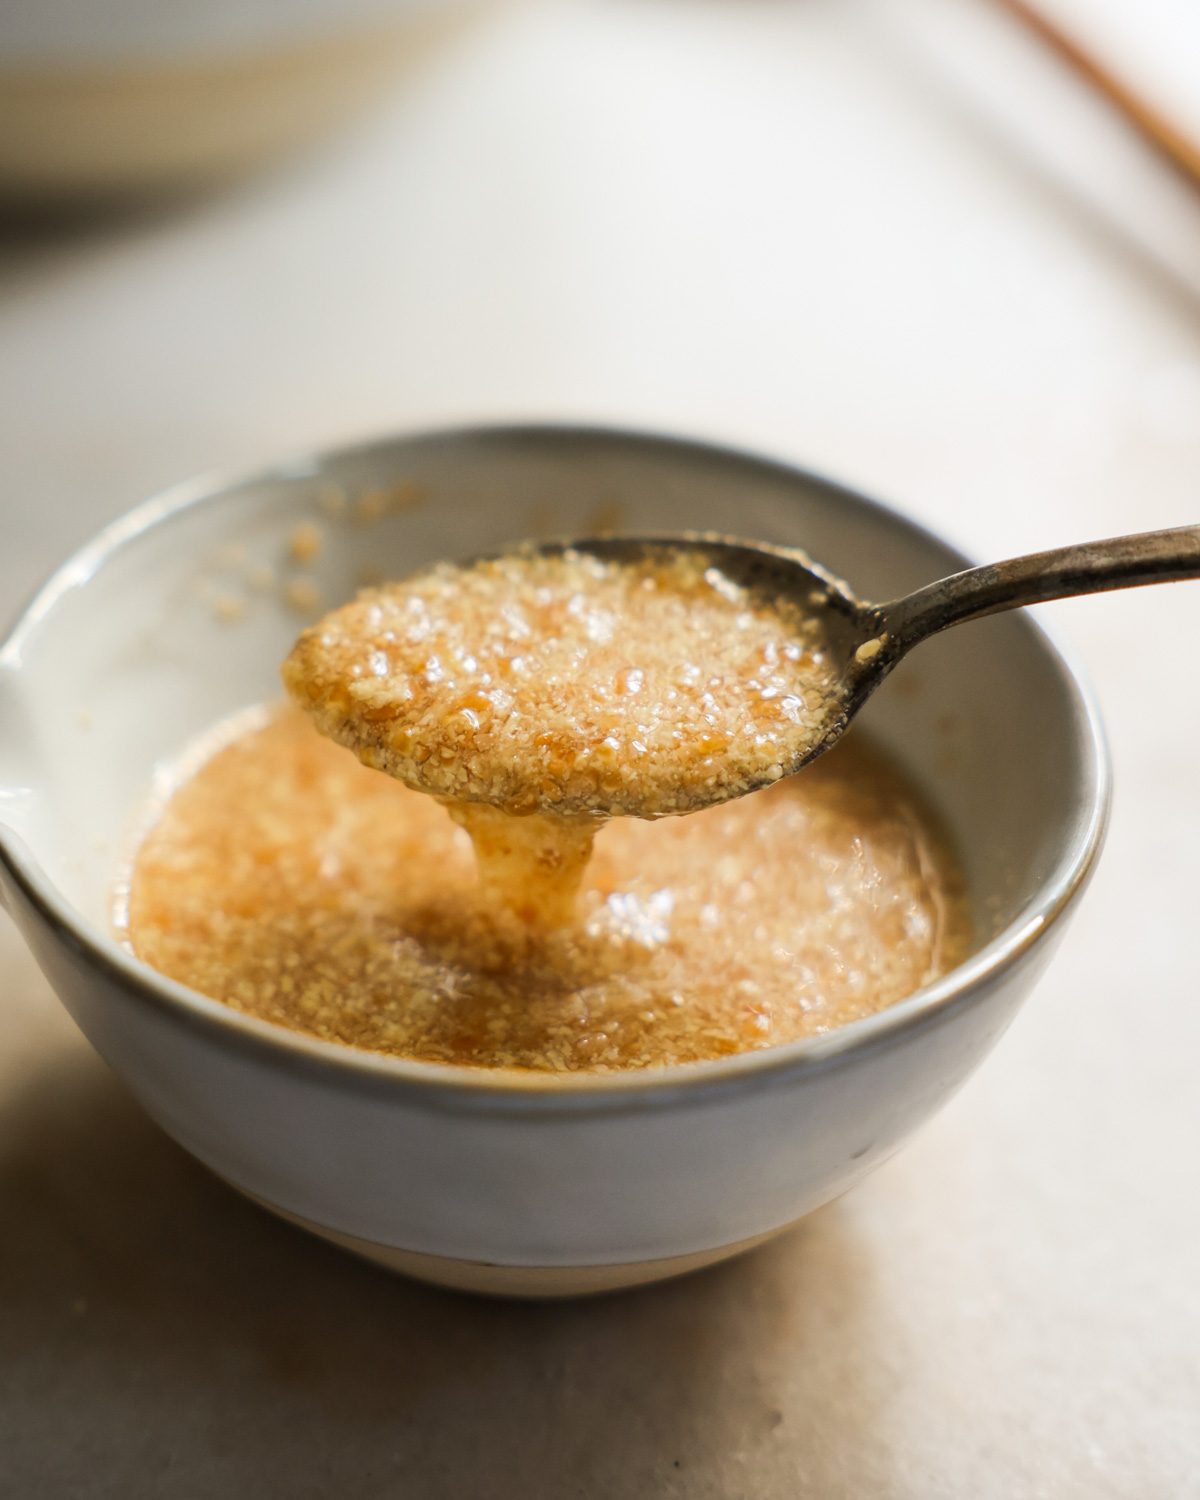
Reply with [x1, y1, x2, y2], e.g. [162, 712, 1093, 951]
[883, 524, 1200, 652]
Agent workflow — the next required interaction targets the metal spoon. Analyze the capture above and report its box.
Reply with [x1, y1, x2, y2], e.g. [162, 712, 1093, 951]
[550, 523, 1200, 796]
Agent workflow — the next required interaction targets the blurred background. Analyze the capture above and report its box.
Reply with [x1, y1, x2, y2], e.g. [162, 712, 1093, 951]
[1, 0, 1198, 1494]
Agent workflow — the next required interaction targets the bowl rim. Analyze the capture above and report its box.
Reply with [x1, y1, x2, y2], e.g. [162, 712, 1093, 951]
[0, 421, 1112, 1115]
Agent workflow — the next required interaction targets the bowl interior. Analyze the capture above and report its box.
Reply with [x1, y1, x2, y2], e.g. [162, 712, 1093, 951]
[0, 426, 1102, 960]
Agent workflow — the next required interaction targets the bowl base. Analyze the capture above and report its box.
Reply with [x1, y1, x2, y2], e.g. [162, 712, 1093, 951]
[0, 11, 480, 202]
[241, 1188, 793, 1298]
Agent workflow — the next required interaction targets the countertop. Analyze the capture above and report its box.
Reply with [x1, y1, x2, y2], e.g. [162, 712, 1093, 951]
[1, 1, 1198, 1493]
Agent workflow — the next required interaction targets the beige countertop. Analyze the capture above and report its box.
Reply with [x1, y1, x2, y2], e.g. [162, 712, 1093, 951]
[1, 0, 1198, 1492]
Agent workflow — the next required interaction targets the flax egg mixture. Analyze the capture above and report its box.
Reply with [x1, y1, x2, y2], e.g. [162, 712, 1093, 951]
[280, 545, 843, 817]
[120, 543, 968, 1072]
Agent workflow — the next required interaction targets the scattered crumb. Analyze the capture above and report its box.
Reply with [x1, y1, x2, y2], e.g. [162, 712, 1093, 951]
[285, 577, 322, 614]
[389, 479, 427, 514]
[317, 484, 347, 518]
[353, 480, 427, 526]
[584, 499, 626, 535]
[214, 594, 246, 624]
[354, 488, 388, 526]
[288, 521, 323, 565]
[854, 638, 882, 664]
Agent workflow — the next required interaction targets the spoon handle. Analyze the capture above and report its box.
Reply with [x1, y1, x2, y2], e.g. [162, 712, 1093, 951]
[884, 524, 1200, 652]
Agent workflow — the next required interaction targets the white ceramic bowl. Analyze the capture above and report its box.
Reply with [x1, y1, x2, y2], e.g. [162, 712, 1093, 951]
[0, 0, 486, 199]
[0, 426, 1109, 1296]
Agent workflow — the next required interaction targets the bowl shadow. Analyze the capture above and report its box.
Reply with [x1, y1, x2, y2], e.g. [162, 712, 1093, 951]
[1, 1049, 901, 1498]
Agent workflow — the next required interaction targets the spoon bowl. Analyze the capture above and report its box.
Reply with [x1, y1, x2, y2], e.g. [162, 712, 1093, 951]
[519, 520, 1200, 813]
[528, 532, 879, 799]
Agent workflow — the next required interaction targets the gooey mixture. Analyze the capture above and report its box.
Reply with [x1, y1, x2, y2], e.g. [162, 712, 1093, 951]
[280, 546, 842, 818]
[122, 542, 968, 1071]
[122, 708, 967, 1072]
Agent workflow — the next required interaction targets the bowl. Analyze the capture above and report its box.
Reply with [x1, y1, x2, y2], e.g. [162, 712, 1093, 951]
[0, 0, 487, 201]
[0, 425, 1109, 1296]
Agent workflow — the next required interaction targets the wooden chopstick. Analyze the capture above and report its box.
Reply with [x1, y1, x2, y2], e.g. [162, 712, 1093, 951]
[993, 0, 1200, 188]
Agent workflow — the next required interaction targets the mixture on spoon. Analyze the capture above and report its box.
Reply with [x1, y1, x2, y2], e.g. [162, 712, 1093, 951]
[280, 545, 841, 817]
[121, 539, 968, 1071]
[280, 544, 843, 928]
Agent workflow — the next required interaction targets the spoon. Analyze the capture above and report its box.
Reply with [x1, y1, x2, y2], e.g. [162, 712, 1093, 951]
[546, 522, 1200, 797]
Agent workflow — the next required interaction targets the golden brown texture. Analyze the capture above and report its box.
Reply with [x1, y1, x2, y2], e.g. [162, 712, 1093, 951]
[441, 802, 603, 931]
[122, 711, 968, 1073]
[281, 547, 840, 817]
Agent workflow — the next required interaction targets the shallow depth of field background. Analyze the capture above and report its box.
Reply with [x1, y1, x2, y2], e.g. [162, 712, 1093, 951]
[1, 1, 1198, 1495]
